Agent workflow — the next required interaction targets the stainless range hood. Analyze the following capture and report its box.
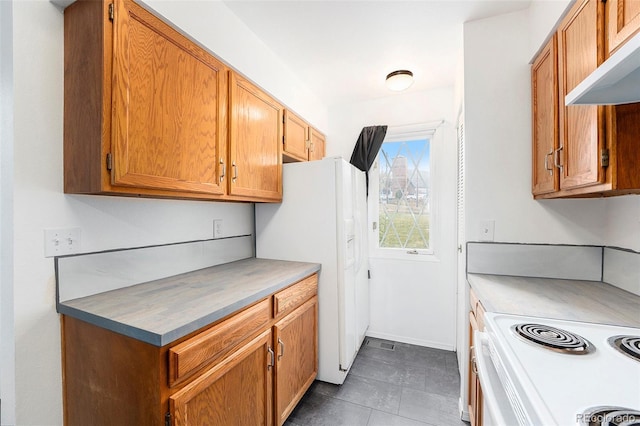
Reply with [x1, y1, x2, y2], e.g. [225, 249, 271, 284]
[565, 31, 640, 105]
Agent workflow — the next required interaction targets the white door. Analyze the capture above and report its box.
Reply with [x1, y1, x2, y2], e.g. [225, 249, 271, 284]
[366, 123, 458, 350]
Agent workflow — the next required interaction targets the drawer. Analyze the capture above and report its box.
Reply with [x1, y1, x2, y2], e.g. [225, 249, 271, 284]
[168, 297, 271, 386]
[274, 274, 318, 318]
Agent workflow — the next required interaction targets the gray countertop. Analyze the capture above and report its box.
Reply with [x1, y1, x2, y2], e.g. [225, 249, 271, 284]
[467, 273, 640, 327]
[58, 257, 321, 347]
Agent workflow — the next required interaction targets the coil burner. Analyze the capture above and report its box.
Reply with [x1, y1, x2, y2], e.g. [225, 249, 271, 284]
[578, 406, 640, 426]
[511, 323, 594, 354]
[608, 335, 640, 363]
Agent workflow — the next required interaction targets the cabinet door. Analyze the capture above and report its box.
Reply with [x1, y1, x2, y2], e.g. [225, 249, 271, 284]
[308, 129, 326, 162]
[557, 0, 606, 190]
[170, 330, 273, 426]
[532, 35, 559, 196]
[468, 312, 483, 426]
[283, 110, 309, 162]
[274, 297, 318, 425]
[111, 0, 227, 195]
[607, 0, 640, 54]
[229, 72, 283, 201]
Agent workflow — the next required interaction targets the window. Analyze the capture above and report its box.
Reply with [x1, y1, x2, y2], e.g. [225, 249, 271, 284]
[370, 123, 439, 257]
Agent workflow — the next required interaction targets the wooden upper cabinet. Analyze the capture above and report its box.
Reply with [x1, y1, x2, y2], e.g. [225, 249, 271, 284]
[607, 0, 640, 54]
[532, 0, 640, 198]
[283, 110, 310, 162]
[308, 128, 326, 162]
[229, 72, 283, 201]
[111, 0, 227, 195]
[65, 0, 228, 199]
[283, 110, 327, 163]
[532, 35, 559, 196]
[557, 0, 606, 191]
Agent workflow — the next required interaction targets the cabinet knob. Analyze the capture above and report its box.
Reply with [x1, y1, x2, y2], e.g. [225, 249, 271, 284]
[232, 162, 238, 182]
[219, 158, 225, 182]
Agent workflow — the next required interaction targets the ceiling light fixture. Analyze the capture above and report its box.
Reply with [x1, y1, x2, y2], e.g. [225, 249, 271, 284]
[385, 70, 414, 92]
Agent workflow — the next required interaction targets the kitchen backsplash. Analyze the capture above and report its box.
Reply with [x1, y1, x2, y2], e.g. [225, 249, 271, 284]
[56, 235, 254, 303]
[603, 247, 640, 296]
[467, 242, 640, 296]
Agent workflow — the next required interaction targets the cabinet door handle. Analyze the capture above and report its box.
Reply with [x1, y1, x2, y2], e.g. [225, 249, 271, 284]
[278, 338, 285, 361]
[554, 146, 563, 171]
[232, 162, 238, 182]
[470, 346, 478, 374]
[544, 149, 554, 175]
[267, 346, 275, 370]
[219, 158, 225, 182]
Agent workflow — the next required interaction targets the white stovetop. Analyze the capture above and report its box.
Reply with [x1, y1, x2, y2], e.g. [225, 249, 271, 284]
[485, 312, 640, 425]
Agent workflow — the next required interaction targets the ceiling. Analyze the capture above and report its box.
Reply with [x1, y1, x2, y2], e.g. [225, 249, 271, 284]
[223, 0, 532, 106]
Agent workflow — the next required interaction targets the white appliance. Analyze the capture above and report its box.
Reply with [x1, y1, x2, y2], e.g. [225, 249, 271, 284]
[255, 157, 369, 384]
[475, 312, 640, 425]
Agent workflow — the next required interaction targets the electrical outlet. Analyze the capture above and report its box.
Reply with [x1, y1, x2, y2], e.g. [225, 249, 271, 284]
[213, 219, 223, 238]
[479, 220, 495, 241]
[44, 227, 81, 257]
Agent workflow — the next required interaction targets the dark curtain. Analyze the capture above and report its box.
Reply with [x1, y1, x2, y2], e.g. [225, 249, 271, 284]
[349, 125, 388, 196]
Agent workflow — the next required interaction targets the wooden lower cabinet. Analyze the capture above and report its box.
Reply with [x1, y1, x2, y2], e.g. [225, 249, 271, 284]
[170, 330, 274, 426]
[61, 274, 318, 426]
[468, 289, 485, 426]
[274, 297, 318, 425]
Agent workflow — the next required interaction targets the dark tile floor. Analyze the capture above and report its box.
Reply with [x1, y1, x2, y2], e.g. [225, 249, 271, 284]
[285, 337, 468, 426]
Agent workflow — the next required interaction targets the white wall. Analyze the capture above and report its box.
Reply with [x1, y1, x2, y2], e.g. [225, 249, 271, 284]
[145, 0, 328, 131]
[528, 0, 571, 59]
[463, 7, 640, 252]
[464, 8, 612, 248]
[1, 0, 16, 424]
[7, 1, 327, 424]
[328, 88, 459, 349]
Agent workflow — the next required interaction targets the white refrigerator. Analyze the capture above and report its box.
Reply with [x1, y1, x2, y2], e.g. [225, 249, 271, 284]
[255, 157, 369, 384]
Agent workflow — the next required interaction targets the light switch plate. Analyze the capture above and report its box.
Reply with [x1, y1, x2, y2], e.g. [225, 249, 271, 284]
[44, 227, 82, 257]
[479, 220, 495, 241]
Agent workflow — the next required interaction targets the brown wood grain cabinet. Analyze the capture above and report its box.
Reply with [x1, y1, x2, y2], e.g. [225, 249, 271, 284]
[64, 0, 230, 200]
[283, 110, 311, 162]
[64, 0, 290, 203]
[468, 288, 485, 426]
[532, 35, 559, 196]
[229, 72, 283, 201]
[274, 297, 318, 425]
[607, 0, 640, 54]
[170, 329, 274, 426]
[61, 273, 318, 425]
[283, 110, 326, 163]
[308, 128, 327, 162]
[532, 0, 640, 199]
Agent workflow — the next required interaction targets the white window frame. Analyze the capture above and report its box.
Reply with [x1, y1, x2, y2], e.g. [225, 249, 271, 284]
[368, 121, 443, 262]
